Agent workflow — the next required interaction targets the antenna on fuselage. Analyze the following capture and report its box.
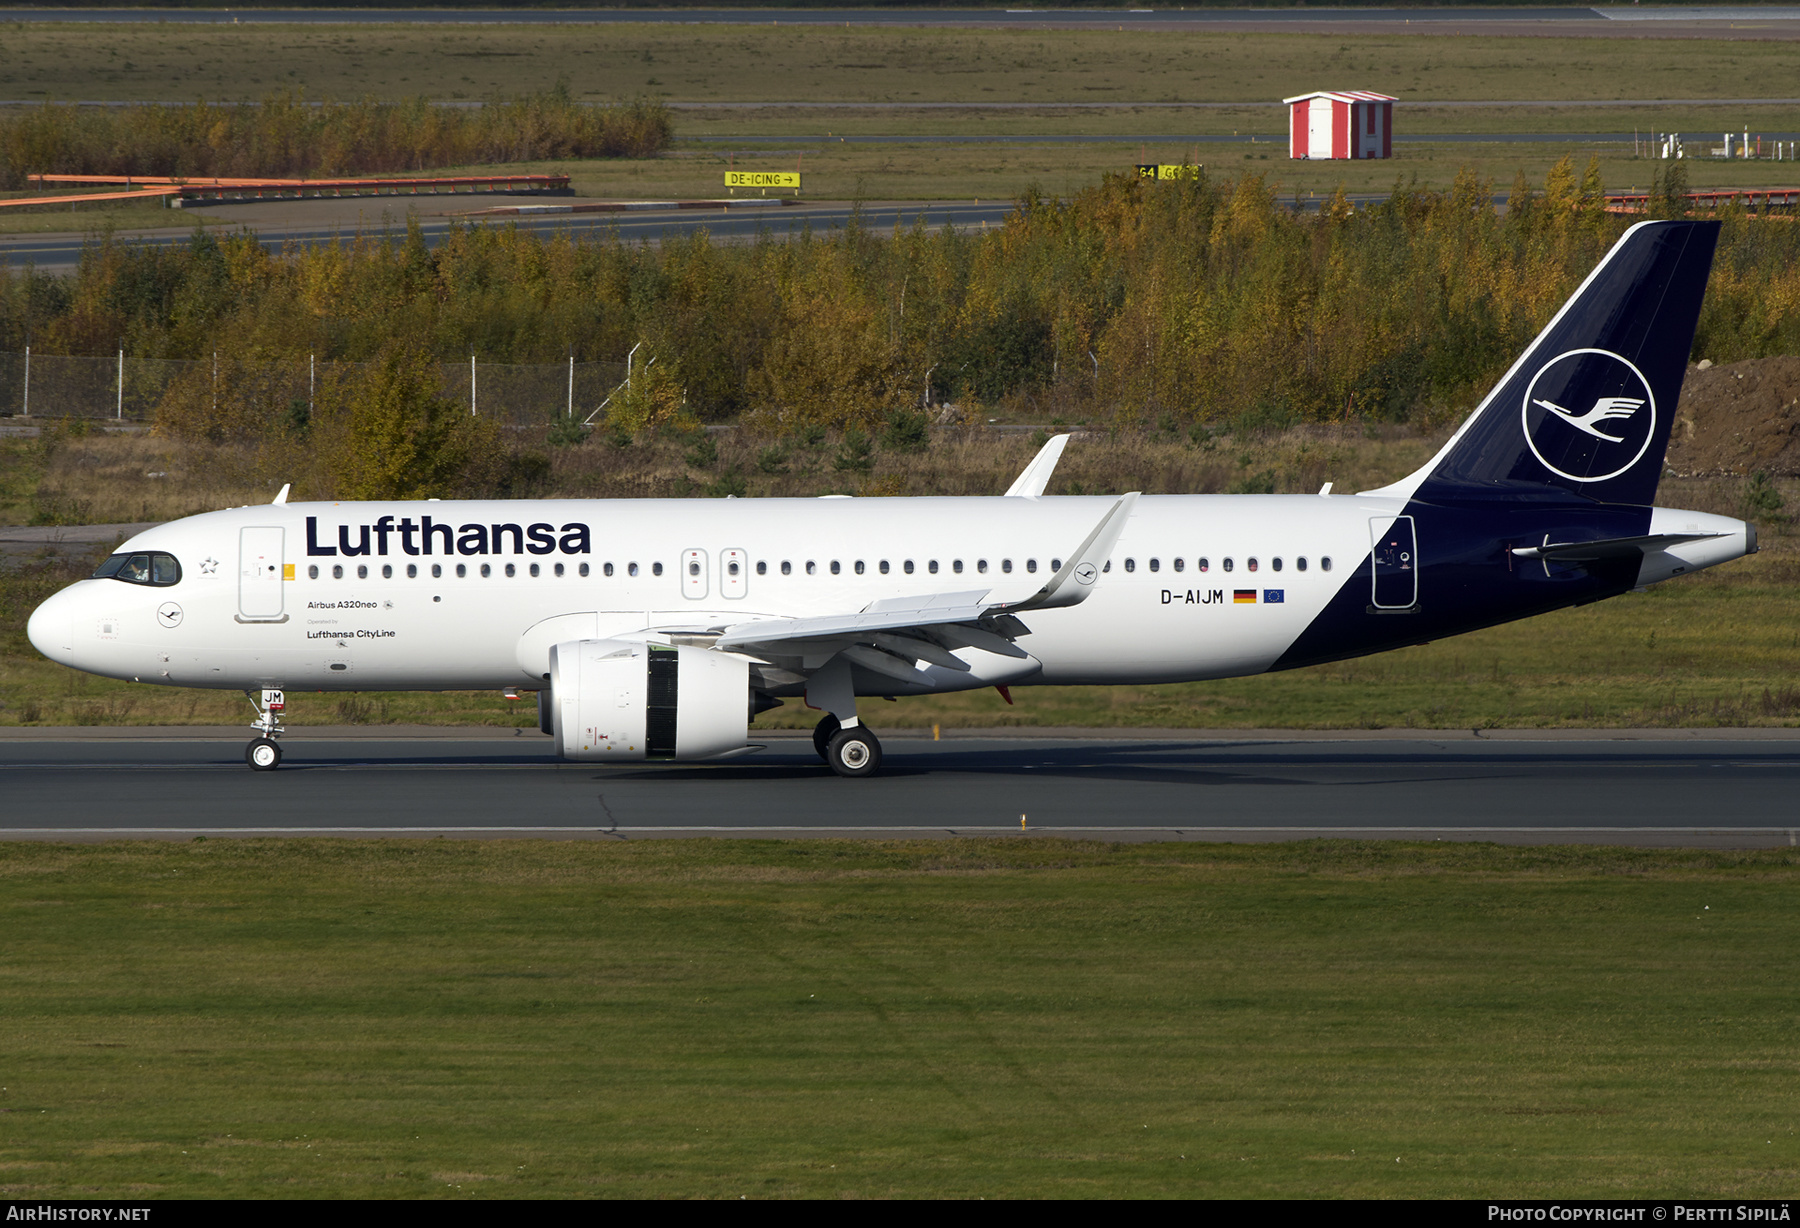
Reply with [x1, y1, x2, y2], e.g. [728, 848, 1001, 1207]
[271, 484, 290, 505]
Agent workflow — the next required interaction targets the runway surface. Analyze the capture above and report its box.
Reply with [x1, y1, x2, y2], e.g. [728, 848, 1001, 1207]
[0, 199, 1018, 276]
[3, 729, 1796, 846]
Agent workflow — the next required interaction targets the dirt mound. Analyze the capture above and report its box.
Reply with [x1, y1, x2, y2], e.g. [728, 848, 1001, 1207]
[1665, 355, 1800, 477]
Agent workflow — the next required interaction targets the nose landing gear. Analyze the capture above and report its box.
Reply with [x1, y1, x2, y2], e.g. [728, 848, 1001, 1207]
[245, 687, 286, 771]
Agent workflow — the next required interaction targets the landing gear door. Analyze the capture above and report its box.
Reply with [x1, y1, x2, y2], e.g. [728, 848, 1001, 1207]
[238, 526, 287, 622]
[1369, 516, 1418, 610]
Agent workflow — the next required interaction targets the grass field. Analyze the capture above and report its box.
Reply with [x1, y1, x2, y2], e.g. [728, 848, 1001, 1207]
[5, 23, 1795, 227]
[0, 838, 1794, 1198]
[5, 24, 1798, 108]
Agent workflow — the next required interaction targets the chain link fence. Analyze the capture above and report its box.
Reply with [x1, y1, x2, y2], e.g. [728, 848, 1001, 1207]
[0, 351, 629, 428]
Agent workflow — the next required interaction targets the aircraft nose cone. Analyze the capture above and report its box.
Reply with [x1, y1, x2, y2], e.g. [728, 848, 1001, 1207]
[26, 585, 78, 665]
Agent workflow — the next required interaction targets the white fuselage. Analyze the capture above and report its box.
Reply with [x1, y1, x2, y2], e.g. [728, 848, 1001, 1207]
[26, 494, 1750, 698]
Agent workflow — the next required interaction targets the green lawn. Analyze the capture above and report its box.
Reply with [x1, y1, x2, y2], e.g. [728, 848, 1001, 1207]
[0, 839, 1793, 1198]
[5, 24, 1797, 107]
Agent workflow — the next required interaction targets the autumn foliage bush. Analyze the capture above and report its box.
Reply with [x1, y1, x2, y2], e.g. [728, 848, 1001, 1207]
[4, 157, 1798, 450]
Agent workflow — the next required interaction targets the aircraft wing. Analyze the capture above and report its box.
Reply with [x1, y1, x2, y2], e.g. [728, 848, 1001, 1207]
[710, 491, 1138, 667]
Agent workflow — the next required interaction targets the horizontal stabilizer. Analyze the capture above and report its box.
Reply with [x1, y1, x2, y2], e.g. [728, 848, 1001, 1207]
[1511, 532, 1727, 561]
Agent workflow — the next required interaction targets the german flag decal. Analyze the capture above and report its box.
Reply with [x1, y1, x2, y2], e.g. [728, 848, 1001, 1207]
[1233, 589, 1257, 604]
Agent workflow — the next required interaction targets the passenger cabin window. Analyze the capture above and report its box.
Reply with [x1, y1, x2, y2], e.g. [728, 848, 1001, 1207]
[480, 563, 492, 579]
[757, 561, 768, 576]
[1296, 557, 1308, 572]
[506, 563, 517, 578]
[382, 564, 393, 579]
[929, 561, 939, 574]
[831, 561, 841, 576]
[1247, 558, 1259, 573]
[904, 560, 915, 574]
[308, 565, 319, 580]
[333, 565, 344, 580]
[579, 563, 590, 577]
[357, 564, 368, 579]
[1173, 558, 1185, 573]
[1051, 558, 1062, 572]
[1026, 559, 1037, 574]
[408, 564, 418, 578]
[1002, 560, 1012, 574]
[529, 563, 539, 577]
[1321, 556, 1333, 571]
[806, 561, 817, 575]
[1123, 558, 1136, 573]
[1148, 558, 1160, 573]
[604, 563, 615, 577]
[953, 560, 963, 574]
[456, 564, 467, 579]
[628, 563, 639, 577]
[432, 564, 443, 579]
[977, 560, 988, 574]
[94, 552, 183, 587]
[554, 563, 564, 577]
[781, 561, 792, 575]
[1222, 558, 1234, 572]
[879, 561, 890, 575]
[1272, 558, 1283, 572]
[1198, 558, 1210, 572]
[652, 562, 664, 577]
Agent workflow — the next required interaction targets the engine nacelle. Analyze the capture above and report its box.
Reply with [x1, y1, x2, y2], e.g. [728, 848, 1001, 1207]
[547, 639, 751, 762]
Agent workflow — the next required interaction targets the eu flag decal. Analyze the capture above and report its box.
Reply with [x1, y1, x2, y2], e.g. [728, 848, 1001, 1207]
[1263, 589, 1285, 604]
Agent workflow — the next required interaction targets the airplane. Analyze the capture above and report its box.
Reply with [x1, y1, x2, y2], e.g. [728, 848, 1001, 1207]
[26, 218, 1753, 777]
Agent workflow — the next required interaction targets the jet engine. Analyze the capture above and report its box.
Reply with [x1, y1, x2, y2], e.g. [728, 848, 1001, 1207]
[545, 639, 756, 762]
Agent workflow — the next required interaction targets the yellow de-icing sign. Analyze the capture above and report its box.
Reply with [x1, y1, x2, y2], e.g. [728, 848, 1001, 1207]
[1136, 164, 1201, 181]
[726, 171, 800, 189]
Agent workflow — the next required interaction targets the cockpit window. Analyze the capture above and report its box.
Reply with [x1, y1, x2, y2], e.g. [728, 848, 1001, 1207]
[94, 552, 182, 587]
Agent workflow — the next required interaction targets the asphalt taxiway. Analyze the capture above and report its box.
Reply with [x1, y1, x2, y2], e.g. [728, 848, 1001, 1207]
[0, 199, 1018, 276]
[1, 727, 1794, 847]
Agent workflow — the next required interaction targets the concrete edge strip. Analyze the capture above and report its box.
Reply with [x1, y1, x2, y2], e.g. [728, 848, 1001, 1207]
[3, 826, 1793, 835]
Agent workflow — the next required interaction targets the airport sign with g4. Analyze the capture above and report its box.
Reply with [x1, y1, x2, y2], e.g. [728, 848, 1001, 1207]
[726, 171, 800, 189]
[1137, 164, 1201, 180]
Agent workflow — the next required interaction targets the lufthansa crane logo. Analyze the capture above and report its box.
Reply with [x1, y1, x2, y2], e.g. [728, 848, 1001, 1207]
[1074, 562, 1099, 586]
[1520, 348, 1657, 484]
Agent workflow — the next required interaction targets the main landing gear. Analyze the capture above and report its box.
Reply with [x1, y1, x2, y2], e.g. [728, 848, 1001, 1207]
[245, 688, 286, 772]
[812, 714, 882, 778]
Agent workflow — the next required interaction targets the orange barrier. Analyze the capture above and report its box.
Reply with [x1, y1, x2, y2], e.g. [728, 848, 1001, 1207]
[1606, 187, 1800, 215]
[0, 186, 181, 211]
[9, 173, 569, 212]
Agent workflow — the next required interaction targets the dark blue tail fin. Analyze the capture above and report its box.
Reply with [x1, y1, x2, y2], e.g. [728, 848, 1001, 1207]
[1373, 220, 1720, 508]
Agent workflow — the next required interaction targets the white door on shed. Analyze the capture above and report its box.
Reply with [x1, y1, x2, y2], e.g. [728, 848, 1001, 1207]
[1308, 99, 1335, 160]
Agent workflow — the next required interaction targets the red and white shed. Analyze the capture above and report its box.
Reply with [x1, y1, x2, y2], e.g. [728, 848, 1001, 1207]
[1284, 91, 1396, 160]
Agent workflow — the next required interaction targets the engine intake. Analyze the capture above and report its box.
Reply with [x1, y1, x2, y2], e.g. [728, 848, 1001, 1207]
[547, 639, 752, 761]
